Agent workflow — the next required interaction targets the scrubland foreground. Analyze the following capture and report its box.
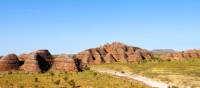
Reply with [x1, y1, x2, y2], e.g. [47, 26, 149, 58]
[91, 59, 200, 88]
[0, 71, 149, 88]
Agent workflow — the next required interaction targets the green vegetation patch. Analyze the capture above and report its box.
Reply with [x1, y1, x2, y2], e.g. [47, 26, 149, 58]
[0, 71, 149, 88]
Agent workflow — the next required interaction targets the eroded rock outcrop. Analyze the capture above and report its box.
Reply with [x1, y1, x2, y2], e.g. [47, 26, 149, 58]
[19, 50, 83, 73]
[20, 50, 53, 73]
[50, 54, 77, 72]
[0, 54, 20, 71]
[161, 49, 200, 60]
[18, 54, 29, 62]
[0, 42, 155, 73]
[76, 42, 154, 64]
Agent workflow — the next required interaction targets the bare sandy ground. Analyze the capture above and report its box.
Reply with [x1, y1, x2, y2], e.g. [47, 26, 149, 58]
[91, 68, 169, 88]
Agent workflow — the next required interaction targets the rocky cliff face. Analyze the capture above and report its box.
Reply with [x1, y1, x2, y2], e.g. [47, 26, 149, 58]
[161, 49, 200, 60]
[76, 42, 154, 64]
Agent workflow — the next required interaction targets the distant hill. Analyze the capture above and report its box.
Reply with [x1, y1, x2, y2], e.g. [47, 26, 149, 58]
[152, 49, 176, 55]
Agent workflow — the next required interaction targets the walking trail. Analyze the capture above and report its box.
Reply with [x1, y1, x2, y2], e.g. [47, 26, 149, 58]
[91, 68, 170, 88]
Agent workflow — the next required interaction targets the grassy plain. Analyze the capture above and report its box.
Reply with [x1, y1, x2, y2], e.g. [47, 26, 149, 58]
[0, 71, 149, 88]
[91, 59, 200, 87]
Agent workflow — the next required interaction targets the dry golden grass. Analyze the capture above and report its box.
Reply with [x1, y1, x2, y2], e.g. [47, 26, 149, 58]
[0, 71, 149, 88]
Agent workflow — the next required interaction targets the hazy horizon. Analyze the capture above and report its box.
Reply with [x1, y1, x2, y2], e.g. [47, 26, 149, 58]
[0, 0, 200, 55]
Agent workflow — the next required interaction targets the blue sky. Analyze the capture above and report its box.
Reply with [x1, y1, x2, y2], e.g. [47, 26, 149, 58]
[0, 0, 200, 55]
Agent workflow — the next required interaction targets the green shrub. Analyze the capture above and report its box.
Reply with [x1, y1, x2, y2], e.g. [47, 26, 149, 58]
[54, 80, 60, 85]
[34, 77, 39, 82]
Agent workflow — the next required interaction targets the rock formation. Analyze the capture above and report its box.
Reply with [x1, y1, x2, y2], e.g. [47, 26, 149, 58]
[18, 53, 29, 62]
[0, 42, 173, 73]
[76, 42, 154, 64]
[161, 49, 200, 60]
[0, 54, 20, 71]
[19, 50, 82, 73]
[20, 50, 53, 73]
[50, 54, 77, 72]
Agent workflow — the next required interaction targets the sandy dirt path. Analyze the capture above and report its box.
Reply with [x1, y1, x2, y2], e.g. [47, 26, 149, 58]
[91, 68, 169, 88]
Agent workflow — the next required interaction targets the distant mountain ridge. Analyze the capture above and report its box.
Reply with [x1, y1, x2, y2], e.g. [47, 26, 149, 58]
[152, 49, 176, 55]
